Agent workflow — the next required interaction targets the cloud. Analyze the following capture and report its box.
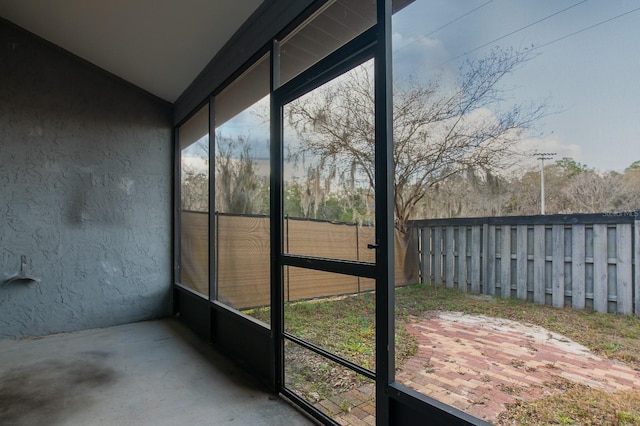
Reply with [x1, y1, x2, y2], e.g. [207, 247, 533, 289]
[513, 135, 582, 169]
[392, 33, 455, 83]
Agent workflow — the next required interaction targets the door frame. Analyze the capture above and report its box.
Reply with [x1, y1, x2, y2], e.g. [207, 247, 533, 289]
[269, 18, 395, 426]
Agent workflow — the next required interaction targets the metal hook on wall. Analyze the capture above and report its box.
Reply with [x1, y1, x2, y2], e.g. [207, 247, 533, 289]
[2, 255, 41, 285]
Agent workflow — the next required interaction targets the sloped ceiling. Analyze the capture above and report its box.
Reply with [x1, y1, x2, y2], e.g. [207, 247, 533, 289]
[0, 0, 263, 102]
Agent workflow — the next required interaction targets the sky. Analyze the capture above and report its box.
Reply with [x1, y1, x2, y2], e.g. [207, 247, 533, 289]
[188, 0, 640, 174]
[392, 0, 640, 172]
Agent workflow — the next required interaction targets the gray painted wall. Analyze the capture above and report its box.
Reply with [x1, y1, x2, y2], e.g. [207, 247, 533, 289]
[0, 19, 173, 339]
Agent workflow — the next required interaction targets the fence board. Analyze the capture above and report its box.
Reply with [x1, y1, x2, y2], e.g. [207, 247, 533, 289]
[593, 224, 608, 313]
[458, 226, 467, 291]
[287, 219, 358, 260]
[616, 224, 633, 315]
[217, 214, 271, 308]
[288, 267, 359, 301]
[500, 226, 511, 298]
[552, 225, 565, 308]
[434, 227, 443, 286]
[635, 218, 640, 316]
[471, 226, 481, 293]
[422, 227, 431, 284]
[533, 225, 546, 304]
[181, 211, 210, 297]
[486, 225, 496, 296]
[516, 225, 527, 300]
[412, 214, 638, 316]
[445, 226, 455, 288]
[572, 224, 586, 310]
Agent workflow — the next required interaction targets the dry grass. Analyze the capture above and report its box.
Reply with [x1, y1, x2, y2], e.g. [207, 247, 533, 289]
[248, 283, 640, 421]
[498, 379, 640, 425]
[397, 284, 640, 424]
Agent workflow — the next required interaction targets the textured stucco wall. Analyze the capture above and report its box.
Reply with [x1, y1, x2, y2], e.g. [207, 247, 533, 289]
[0, 19, 173, 339]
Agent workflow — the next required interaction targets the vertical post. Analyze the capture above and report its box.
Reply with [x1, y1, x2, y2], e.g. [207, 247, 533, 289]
[214, 211, 220, 301]
[356, 224, 361, 293]
[516, 225, 528, 300]
[416, 226, 423, 284]
[270, 39, 283, 395]
[635, 214, 640, 316]
[434, 227, 443, 286]
[482, 223, 489, 294]
[471, 226, 481, 293]
[540, 160, 546, 215]
[535, 152, 556, 215]
[375, 0, 394, 423]
[209, 96, 216, 302]
[285, 215, 290, 302]
[173, 126, 181, 313]
[616, 224, 633, 315]
[445, 226, 455, 289]
[552, 224, 565, 308]
[486, 224, 496, 296]
[593, 224, 608, 313]
[533, 225, 546, 304]
[572, 224, 586, 310]
[458, 226, 467, 292]
[500, 225, 511, 299]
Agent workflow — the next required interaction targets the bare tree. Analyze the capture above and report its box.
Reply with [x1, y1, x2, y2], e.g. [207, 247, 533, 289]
[181, 138, 209, 212]
[416, 168, 508, 218]
[563, 171, 620, 213]
[181, 164, 209, 212]
[286, 47, 546, 233]
[215, 134, 266, 214]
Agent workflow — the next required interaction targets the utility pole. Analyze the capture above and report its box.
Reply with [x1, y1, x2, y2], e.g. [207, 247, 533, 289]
[534, 152, 556, 215]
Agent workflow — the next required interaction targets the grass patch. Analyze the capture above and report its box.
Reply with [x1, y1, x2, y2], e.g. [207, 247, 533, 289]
[497, 381, 640, 425]
[250, 292, 417, 373]
[246, 283, 640, 415]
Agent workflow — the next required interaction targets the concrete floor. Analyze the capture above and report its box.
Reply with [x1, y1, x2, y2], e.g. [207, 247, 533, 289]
[0, 318, 315, 426]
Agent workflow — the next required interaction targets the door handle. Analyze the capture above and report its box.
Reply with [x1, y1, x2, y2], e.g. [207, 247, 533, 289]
[367, 243, 379, 250]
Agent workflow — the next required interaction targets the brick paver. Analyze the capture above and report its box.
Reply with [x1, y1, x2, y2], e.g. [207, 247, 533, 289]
[311, 311, 640, 425]
[396, 312, 640, 423]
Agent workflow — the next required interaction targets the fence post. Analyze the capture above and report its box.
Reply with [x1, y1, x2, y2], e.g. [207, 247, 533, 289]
[470, 226, 481, 293]
[552, 224, 565, 308]
[445, 226, 455, 289]
[533, 225, 545, 305]
[421, 227, 431, 284]
[516, 225, 527, 300]
[616, 224, 633, 314]
[434, 226, 443, 286]
[458, 226, 467, 292]
[356, 224, 361, 293]
[486, 224, 496, 296]
[593, 224, 608, 313]
[635, 214, 640, 316]
[499, 226, 510, 298]
[482, 223, 489, 294]
[572, 224, 586, 310]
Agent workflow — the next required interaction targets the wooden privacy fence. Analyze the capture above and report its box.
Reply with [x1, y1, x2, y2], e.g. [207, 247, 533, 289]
[180, 211, 416, 310]
[411, 211, 640, 315]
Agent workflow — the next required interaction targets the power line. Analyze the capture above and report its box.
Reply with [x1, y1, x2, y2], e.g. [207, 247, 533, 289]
[423, 0, 495, 39]
[437, 0, 589, 68]
[456, 0, 588, 60]
[530, 6, 640, 52]
[393, 0, 495, 55]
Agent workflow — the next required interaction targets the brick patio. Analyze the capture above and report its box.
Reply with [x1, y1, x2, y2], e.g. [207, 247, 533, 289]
[396, 312, 640, 423]
[312, 311, 640, 425]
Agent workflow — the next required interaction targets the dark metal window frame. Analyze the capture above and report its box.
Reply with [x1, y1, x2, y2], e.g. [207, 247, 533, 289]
[173, 1, 491, 424]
